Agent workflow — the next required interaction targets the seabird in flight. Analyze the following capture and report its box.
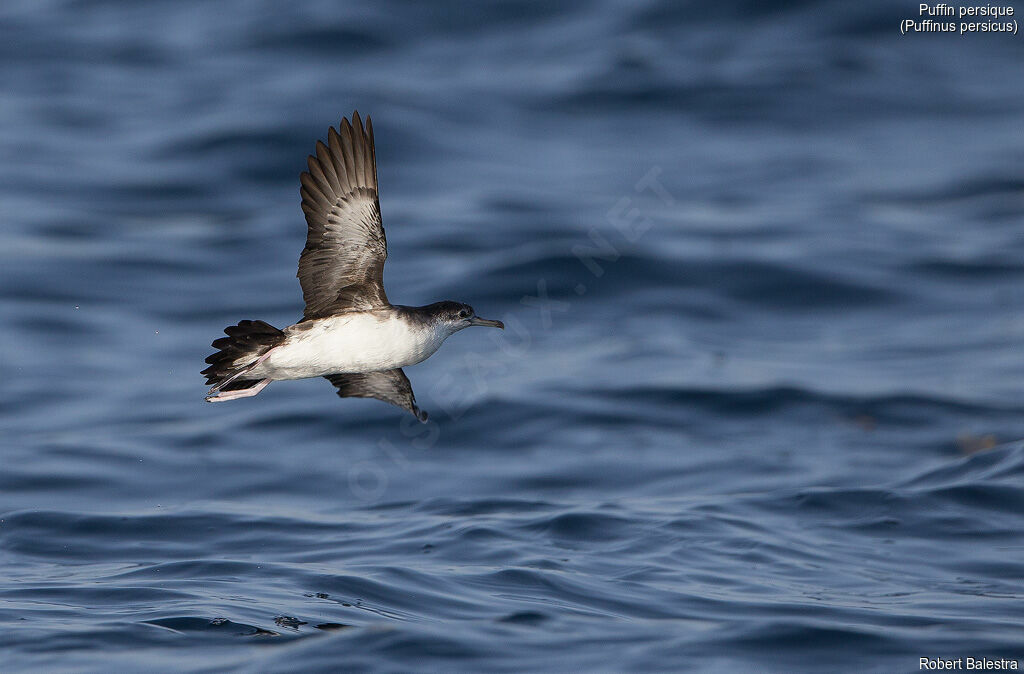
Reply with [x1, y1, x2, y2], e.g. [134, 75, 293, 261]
[202, 111, 503, 420]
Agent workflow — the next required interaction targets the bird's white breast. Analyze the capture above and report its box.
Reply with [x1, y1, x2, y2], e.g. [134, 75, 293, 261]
[253, 312, 447, 380]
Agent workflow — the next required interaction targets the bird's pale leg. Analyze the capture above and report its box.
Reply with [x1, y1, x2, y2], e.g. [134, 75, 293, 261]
[206, 348, 277, 396]
[206, 378, 271, 402]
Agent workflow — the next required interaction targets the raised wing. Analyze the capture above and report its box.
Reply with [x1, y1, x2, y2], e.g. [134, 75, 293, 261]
[325, 369, 428, 421]
[298, 111, 387, 318]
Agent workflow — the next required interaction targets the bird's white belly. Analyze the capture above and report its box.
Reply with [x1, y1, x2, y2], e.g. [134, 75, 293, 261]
[253, 313, 443, 380]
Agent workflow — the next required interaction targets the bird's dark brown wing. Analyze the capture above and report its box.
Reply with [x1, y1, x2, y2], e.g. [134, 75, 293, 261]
[325, 369, 428, 421]
[298, 111, 388, 318]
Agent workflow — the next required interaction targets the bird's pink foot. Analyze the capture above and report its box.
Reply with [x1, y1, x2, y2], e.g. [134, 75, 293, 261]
[205, 378, 271, 402]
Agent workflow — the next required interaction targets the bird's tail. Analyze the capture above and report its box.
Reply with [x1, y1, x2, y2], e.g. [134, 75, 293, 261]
[202, 319, 285, 392]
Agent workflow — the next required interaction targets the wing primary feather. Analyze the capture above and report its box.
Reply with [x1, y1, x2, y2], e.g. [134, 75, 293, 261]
[306, 156, 332, 195]
[338, 118, 358, 192]
[314, 140, 341, 193]
[299, 178, 332, 212]
[327, 126, 348, 192]
[365, 115, 377, 190]
[351, 110, 366, 188]
[299, 167, 331, 204]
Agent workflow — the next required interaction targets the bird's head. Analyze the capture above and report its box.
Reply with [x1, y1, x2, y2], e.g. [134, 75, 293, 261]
[429, 301, 504, 335]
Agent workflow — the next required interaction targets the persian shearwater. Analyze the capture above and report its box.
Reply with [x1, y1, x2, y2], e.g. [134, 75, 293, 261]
[202, 112, 503, 421]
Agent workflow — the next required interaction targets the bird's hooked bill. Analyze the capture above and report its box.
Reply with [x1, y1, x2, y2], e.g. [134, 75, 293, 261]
[469, 316, 504, 329]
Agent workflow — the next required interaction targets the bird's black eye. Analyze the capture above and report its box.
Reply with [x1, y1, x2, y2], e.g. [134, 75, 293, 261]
[458, 309, 469, 318]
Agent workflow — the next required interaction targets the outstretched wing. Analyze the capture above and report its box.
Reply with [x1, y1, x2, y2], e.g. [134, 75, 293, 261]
[325, 369, 428, 421]
[298, 111, 387, 319]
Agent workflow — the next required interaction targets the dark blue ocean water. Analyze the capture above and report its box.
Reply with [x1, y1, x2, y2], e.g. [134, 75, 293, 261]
[3, 1, 1024, 671]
